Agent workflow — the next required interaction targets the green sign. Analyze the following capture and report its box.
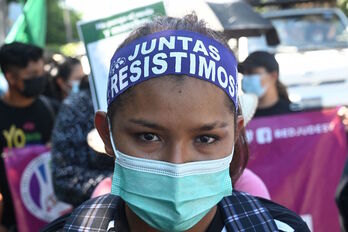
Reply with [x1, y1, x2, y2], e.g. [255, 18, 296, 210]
[78, 2, 166, 111]
[5, 0, 47, 47]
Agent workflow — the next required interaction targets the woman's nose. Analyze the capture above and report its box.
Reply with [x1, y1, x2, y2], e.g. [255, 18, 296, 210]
[165, 140, 192, 164]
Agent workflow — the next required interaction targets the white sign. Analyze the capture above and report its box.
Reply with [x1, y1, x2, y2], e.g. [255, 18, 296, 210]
[78, 2, 166, 111]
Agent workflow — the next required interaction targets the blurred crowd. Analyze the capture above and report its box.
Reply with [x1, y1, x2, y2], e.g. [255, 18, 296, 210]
[0, 42, 114, 232]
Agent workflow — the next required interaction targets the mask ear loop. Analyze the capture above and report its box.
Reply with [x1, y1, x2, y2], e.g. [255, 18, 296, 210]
[107, 116, 119, 158]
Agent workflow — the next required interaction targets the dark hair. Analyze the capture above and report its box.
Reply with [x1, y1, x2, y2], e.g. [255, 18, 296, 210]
[0, 42, 43, 73]
[239, 51, 290, 102]
[107, 14, 249, 183]
[57, 57, 81, 82]
[276, 80, 290, 102]
[44, 57, 82, 101]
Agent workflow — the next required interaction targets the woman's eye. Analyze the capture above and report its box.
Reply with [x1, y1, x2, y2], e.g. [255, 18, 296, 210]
[139, 133, 160, 142]
[196, 135, 217, 144]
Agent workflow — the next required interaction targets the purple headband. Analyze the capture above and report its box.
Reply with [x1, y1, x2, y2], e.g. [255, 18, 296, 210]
[107, 30, 238, 110]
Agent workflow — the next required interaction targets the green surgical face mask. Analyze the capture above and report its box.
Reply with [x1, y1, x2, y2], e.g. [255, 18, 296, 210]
[109, 129, 233, 232]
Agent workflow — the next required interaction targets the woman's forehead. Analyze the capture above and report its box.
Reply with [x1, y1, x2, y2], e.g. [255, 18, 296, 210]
[114, 76, 234, 123]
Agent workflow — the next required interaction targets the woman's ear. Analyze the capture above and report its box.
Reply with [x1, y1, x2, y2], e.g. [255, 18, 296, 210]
[5, 72, 15, 85]
[95, 111, 115, 157]
[235, 115, 245, 143]
[56, 77, 70, 96]
[270, 71, 279, 83]
[56, 77, 65, 88]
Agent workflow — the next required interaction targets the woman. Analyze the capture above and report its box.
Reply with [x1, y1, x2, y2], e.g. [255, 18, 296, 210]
[239, 51, 293, 117]
[45, 57, 86, 102]
[48, 15, 309, 232]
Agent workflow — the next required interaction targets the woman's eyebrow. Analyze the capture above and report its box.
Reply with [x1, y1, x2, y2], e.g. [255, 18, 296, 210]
[129, 119, 229, 131]
[129, 119, 166, 130]
[194, 121, 229, 131]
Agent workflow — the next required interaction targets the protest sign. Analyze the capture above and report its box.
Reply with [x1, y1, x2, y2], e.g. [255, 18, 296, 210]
[246, 108, 347, 232]
[3, 145, 72, 232]
[78, 2, 166, 112]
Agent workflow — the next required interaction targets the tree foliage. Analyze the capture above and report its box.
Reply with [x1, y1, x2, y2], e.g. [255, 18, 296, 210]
[338, 0, 348, 15]
[46, 0, 81, 45]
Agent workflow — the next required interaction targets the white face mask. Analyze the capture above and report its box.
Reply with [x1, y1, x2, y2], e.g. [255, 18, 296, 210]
[107, 118, 234, 231]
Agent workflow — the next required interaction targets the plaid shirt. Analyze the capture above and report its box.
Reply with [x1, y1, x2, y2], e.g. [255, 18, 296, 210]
[219, 191, 278, 232]
[63, 194, 124, 232]
[63, 191, 291, 232]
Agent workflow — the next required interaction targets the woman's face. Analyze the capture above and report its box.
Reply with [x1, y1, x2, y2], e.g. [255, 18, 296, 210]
[68, 64, 85, 83]
[249, 67, 276, 91]
[57, 64, 85, 97]
[96, 77, 242, 163]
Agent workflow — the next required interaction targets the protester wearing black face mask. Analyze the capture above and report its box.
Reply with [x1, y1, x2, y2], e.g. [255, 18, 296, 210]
[21, 75, 47, 97]
[0, 42, 56, 231]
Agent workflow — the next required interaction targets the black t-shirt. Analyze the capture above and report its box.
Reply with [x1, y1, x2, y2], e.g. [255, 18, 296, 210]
[255, 98, 292, 118]
[0, 97, 55, 228]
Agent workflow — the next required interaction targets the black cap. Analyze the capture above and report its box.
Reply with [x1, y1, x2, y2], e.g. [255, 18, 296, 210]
[238, 51, 279, 74]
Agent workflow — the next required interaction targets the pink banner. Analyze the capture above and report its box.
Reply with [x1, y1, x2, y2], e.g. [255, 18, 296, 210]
[3, 145, 72, 232]
[246, 108, 347, 232]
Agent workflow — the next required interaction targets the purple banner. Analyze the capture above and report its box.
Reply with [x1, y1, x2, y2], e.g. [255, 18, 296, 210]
[3, 145, 72, 232]
[246, 108, 347, 232]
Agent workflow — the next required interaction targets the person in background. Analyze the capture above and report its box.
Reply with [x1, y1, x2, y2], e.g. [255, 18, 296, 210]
[238, 51, 292, 118]
[241, 52, 348, 231]
[336, 158, 348, 232]
[51, 74, 114, 207]
[336, 106, 348, 232]
[44, 57, 86, 103]
[0, 42, 56, 231]
[0, 193, 7, 232]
